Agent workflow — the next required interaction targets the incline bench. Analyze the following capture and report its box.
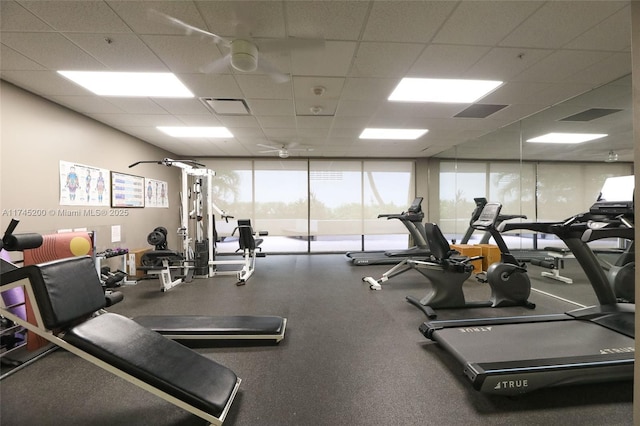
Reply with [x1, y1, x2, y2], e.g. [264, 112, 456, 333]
[0, 255, 240, 425]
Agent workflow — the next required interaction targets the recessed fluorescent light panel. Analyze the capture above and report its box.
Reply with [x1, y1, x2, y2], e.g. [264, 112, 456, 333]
[359, 128, 428, 140]
[57, 71, 194, 97]
[157, 126, 233, 138]
[526, 133, 607, 144]
[388, 78, 503, 103]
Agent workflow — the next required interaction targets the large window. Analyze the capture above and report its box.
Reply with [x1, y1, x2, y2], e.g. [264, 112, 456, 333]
[254, 160, 309, 253]
[309, 161, 362, 252]
[201, 159, 416, 253]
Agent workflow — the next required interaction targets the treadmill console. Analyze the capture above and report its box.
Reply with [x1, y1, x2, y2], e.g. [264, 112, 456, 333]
[408, 197, 424, 213]
[472, 203, 502, 230]
[589, 175, 634, 216]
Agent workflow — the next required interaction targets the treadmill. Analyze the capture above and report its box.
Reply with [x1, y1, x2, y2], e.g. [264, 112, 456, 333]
[419, 176, 635, 395]
[346, 197, 430, 265]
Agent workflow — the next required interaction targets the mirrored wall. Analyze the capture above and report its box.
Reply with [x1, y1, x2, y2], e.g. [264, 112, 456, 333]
[433, 74, 634, 306]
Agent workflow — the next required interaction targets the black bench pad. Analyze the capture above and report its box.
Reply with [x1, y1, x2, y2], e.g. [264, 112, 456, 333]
[63, 313, 238, 416]
[135, 315, 285, 336]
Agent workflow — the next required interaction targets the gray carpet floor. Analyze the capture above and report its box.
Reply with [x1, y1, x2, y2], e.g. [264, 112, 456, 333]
[0, 254, 633, 426]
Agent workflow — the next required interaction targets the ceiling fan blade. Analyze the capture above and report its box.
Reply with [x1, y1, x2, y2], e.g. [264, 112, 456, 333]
[148, 9, 231, 46]
[199, 55, 232, 74]
[256, 57, 290, 83]
[257, 37, 325, 53]
[257, 143, 280, 150]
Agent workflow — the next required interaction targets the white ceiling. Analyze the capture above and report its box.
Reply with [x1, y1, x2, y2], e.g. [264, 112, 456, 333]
[0, 1, 633, 161]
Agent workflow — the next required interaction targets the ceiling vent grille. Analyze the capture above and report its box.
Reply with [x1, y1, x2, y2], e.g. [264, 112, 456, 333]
[559, 108, 622, 122]
[454, 104, 508, 118]
[200, 98, 251, 115]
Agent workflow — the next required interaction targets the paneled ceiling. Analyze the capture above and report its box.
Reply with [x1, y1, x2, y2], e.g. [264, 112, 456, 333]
[0, 1, 633, 161]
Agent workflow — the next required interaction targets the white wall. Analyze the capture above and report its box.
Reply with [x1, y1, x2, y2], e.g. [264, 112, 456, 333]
[0, 81, 182, 252]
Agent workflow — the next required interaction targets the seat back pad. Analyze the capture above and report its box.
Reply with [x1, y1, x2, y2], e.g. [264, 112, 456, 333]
[1, 256, 106, 329]
[64, 312, 238, 417]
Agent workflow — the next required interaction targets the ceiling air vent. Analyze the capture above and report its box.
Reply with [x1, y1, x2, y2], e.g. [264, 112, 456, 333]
[200, 98, 251, 115]
[454, 104, 508, 118]
[559, 108, 622, 122]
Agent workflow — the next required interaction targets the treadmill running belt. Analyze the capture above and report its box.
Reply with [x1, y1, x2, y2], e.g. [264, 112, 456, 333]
[431, 319, 634, 394]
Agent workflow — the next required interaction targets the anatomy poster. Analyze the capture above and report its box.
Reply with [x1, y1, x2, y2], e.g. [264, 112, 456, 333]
[145, 178, 169, 208]
[59, 160, 110, 206]
[111, 172, 145, 208]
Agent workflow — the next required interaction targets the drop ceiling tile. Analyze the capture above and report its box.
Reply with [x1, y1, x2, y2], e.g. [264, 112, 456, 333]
[88, 113, 182, 127]
[176, 74, 243, 98]
[235, 74, 292, 99]
[1, 32, 106, 70]
[102, 98, 167, 115]
[408, 44, 491, 77]
[285, 2, 368, 39]
[217, 115, 260, 128]
[107, 1, 206, 35]
[152, 98, 210, 115]
[363, 1, 455, 43]
[564, 6, 631, 51]
[141, 34, 225, 74]
[246, 99, 293, 116]
[295, 99, 337, 117]
[335, 100, 380, 118]
[341, 78, 398, 101]
[0, 1, 53, 32]
[564, 52, 631, 86]
[20, 0, 132, 33]
[64, 33, 168, 71]
[331, 115, 370, 129]
[197, 1, 285, 39]
[174, 115, 224, 126]
[0, 45, 47, 70]
[292, 76, 345, 99]
[513, 50, 612, 84]
[256, 116, 296, 129]
[295, 116, 333, 129]
[290, 41, 356, 76]
[500, 1, 626, 49]
[350, 42, 423, 78]
[465, 47, 553, 80]
[433, 1, 542, 46]
[227, 127, 265, 138]
[47, 95, 125, 114]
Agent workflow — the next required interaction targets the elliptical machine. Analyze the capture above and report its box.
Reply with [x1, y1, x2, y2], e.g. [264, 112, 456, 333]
[406, 202, 535, 319]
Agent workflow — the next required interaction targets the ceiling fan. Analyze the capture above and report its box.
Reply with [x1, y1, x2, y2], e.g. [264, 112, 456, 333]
[149, 9, 324, 83]
[257, 143, 314, 158]
[580, 148, 632, 163]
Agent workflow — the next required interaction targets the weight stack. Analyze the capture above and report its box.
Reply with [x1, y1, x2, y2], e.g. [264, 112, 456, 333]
[194, 240, 209, 277]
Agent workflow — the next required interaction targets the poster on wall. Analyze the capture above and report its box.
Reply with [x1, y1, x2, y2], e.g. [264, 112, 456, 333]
[145, 178, 169, 208]
[59, 160, 110, 206]
[111, 171, 145, 208]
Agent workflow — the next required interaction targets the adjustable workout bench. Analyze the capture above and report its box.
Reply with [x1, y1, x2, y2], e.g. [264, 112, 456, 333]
[0, 255, 240, 425]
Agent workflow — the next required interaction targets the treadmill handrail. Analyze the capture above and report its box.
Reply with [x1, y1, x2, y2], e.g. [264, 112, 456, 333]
[582, 227, 634, 242]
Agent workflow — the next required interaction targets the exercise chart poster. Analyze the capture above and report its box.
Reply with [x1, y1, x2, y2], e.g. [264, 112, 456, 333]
[59, 160, 110, 206]
[145, 178, 169, 208]
[111, 171, 145, 208]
